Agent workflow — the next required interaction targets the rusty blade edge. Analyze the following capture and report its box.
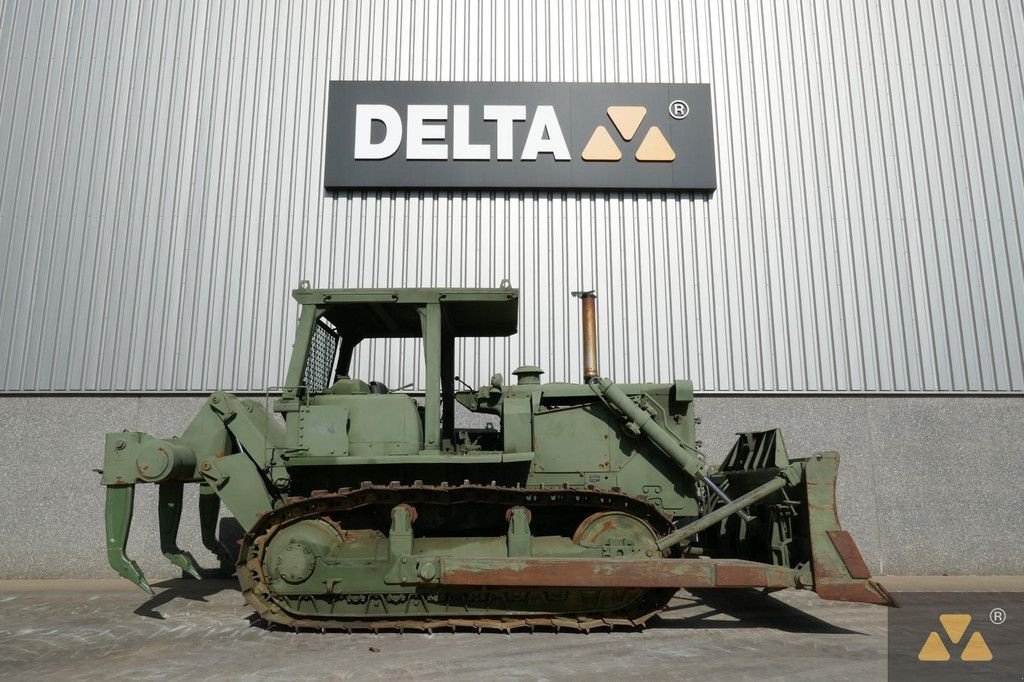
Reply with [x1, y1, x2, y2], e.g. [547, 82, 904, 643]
[440, 557, 799, 590]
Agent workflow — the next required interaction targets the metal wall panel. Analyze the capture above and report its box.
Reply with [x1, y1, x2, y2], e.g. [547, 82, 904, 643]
[0, 0, 1022, 393]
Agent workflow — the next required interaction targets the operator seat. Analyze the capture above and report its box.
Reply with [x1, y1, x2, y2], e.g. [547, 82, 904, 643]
[326, 377, 390, 395]
[326, 376, 371, 395]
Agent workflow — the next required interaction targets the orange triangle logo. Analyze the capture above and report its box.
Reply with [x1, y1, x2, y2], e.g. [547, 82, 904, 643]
[939, 614, 971, 644]
[960, 632, 993, 662]
[918, 632, 951, 661]
[606, 106, 647, 141]
[917, 614, 994, 663]
[635, 126, 675, 162]
[581, 126, 621, 161]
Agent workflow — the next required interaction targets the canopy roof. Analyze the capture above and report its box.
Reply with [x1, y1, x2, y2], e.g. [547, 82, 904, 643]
[292, 287, 519, 338]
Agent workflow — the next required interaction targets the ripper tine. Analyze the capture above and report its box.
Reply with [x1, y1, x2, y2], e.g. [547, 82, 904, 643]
[159, 481, 202, 580]
[104, 485, 154, 595]
[199, 483, 234, 571]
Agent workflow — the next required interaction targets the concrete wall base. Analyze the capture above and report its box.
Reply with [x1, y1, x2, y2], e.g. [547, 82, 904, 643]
[1, 395, 1019, 579]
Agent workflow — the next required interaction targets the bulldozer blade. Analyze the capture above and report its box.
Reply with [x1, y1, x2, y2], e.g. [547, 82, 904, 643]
[105, 485, 154, 595]
[804, 453, 896, 606]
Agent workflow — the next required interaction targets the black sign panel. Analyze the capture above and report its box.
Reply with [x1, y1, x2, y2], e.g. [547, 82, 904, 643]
[324, 82, 716, 191]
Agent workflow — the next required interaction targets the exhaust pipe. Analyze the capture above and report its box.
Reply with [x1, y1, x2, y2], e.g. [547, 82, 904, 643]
[571, 290, 598, 382]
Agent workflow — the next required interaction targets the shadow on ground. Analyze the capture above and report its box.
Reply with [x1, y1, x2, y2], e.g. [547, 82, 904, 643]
[133, 575, 240, 620]
[655, 588, 864, 634]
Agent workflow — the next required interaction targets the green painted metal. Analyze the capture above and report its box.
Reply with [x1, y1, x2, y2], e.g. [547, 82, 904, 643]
[100, 285, 892, 623]
[198, 483, 233, 570]
[655, 471, 793, 552]
[158, 481, 202, 580]
[104, 485, 152, 595]
[590, 377, 704, 478]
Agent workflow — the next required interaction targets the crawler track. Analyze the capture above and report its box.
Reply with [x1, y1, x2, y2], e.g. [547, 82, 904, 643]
[238, 482, 679, 632]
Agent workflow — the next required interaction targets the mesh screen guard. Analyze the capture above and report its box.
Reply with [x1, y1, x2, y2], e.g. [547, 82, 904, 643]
[302, 318, 340, 395]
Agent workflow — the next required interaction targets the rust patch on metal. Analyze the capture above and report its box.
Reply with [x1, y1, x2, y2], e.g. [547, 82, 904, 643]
[715, 563, 768, 587]
[812, 557, 843, 580]
[442, 557, 713, 588]
[714, 563, 797, 589]
[816, 579, 896, 606]
[571, 512, 608, 544]
[439, 557, 802, 590]
[827, 530, 871, 579]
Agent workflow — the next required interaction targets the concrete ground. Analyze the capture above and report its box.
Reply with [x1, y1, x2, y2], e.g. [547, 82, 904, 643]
[1, 577, 1020, 681]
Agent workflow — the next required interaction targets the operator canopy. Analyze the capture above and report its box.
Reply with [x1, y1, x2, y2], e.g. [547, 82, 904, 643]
[292, 286, 519, 338]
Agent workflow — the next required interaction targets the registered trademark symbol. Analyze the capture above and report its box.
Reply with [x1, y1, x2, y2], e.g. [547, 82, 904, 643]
[990, 607, 1006, 624]
[669, 99, 689, 120]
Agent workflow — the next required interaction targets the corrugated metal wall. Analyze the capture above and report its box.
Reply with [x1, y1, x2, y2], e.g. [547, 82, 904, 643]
[1, 0, 1022, 393]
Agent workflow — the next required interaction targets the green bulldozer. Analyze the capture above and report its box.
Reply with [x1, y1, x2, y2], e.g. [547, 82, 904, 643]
[101, 284, 893, 630]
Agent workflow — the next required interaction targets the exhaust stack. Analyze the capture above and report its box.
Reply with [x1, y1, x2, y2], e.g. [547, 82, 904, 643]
[571, 290, 598, 382]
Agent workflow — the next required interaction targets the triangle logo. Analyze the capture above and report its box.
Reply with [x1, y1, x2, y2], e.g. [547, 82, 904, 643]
[917, 613, 994, 663]
[917, 632, 951, 661]
[960, 632, 993, 662]
[939, 614, 971, 644]
[581, 126, 621, 161]
[606, 106, 647, 141]
[635, 126, 676, 162]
